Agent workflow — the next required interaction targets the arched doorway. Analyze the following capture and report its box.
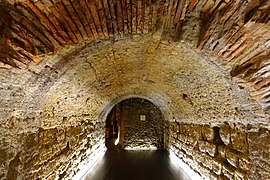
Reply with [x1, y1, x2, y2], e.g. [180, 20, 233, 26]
[105, 98, 165, 150]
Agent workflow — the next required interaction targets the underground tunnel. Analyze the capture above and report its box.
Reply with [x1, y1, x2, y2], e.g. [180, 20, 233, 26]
[104, 98, 165, 150]
[0, 0, 270, 179]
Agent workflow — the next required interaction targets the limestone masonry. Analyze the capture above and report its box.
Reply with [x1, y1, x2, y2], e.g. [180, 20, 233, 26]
[0, 0, 270, 179]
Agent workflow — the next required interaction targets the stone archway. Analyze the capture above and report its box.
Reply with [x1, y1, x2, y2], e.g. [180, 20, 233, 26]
[105, 98, 165, 150]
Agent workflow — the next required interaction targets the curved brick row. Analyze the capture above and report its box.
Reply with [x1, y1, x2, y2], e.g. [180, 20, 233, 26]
[0, 0, 269, 111]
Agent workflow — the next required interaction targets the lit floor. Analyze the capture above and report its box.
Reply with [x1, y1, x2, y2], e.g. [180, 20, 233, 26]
[82, 149, 191, 180]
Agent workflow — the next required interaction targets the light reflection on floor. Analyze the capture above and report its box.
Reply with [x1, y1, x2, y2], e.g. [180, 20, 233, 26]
[82, 149, 192, 180]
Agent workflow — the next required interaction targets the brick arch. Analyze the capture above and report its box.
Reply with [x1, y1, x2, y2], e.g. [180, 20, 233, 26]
[0, 1, 270, 179]
[0, 0, 269, 112]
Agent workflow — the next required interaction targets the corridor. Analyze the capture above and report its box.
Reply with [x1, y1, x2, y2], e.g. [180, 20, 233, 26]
[82, 149, 191, 180]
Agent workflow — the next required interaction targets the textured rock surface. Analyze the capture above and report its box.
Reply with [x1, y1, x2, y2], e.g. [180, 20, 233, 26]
[0, 0, 270, 113]
[0, 0, 269, 179]
[121, 98, 164, 149]
[168, 121, 270, 180]
[0, 34, 269, 179]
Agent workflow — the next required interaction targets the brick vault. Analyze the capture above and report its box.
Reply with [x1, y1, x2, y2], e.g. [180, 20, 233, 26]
[0, 0, 269, 179]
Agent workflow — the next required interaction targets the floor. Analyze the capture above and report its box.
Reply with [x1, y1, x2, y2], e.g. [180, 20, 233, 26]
[82, 148, 191, 180]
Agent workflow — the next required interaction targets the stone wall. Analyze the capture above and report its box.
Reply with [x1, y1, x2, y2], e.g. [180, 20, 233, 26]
[1, 0, 269, 115]
[0, 35, 267, 179]
[121, 98, 164, 149]
[0, 43, 107, 179]
[168, 121, 270, 180]
[0, 110, 105, 180]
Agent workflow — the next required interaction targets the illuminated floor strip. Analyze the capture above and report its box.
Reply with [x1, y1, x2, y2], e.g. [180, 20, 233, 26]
[169, 150, 203, 180]
[73, 147, 106, 180]
[124, 147, 158, 150]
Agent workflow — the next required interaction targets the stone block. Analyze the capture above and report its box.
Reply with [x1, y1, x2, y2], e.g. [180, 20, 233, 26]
[52, 141, 67, 154]
[212, 160, 222, 175]
[178, 133, 186, 143]
[178, 151, 184, 159]
[226, 148, 239, 168]
[205, 142, 216, 157]
[185, 154, 194, 166]
[39, 128, 57, 146]
[201, 153, 213, 170]
[193, 150, 204, 163]
[234, 170, 247, 180]
[222, 163, 235, 179]
[169, 122, 176, 132]
[176, 140, 183, 149]
[217, 145, 226, 159]
[172, 140, 178, 149]
[84, 124, 94, 133]
[180, 123, 190, 135]
[173, 132, 178, 139]
[248, 128, 270, 158]
[192, 164, 200, 174]
[56, 129, 66, 142]
[230, 129, 248, 154]
[189, 124, 202, 139]
[202, 124, 215, 142]
[187, 146, 194, 157]
[198, 140, 207, 153]
[181, 143, 193, 156]
[199, 140, 216, 156]
[169, 136, 174, 142]
[185, 135, 197, 147]
[210, 172, 219, 180]
[39, 146, 53, 162]
[220, 123, 231, 146]
[66, 126, 82, 137]
[239, 156, 252, 172]
[198, 163, 211, 179]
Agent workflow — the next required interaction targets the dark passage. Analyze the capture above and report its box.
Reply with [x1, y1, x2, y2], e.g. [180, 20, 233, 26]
[82, 149, 191, 180]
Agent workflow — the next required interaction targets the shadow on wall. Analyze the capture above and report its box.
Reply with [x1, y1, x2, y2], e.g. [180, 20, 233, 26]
[105, 98, 165, 150]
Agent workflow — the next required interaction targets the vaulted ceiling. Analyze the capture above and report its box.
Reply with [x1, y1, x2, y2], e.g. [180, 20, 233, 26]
[0, 0, 270, 114]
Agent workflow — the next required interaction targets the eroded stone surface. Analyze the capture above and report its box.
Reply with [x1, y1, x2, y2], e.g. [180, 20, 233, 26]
[169, 121, 270, 180]
[0, 34, 269, 179]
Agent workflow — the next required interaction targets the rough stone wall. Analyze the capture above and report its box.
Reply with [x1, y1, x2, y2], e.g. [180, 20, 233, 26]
[0, 1, 268, 179]
[0, 114, 105, 179]
[0, 35, 267, 179]
[0, 45, 106, 179]
[168, 121, 270, 180]
[121, 98, 164, 149]
[1, 0, 269, 115]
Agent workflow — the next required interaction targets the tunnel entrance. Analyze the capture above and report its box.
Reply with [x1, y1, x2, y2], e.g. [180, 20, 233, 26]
[105, 98, 165, 150]
[105, 106, 119, 149]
